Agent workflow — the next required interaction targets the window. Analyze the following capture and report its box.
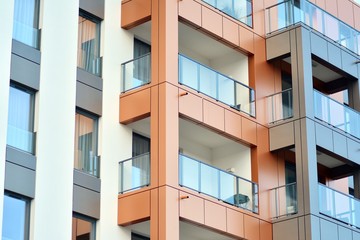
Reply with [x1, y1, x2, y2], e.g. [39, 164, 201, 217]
[13, 0, 40, 48]
[131, 133, 150, 188]
[133, 39, 151, 86]
[74, 110, 99, 177]
[72, 214, 96, 240]
[78, 11, 101, 76]
[2, 192, 30, 240]
[132, 232, 150, 240]
[7, 84, 35, 154]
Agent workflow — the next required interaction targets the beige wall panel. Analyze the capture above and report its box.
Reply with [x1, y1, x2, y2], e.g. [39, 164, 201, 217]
[121, 0, 151, 29]
[239, 26, 254, 53]
[337, 0, 354, 27]
[201, 6, 222, 37]
[266, 32, 291, 60]
[179, 91, 203, 123]
[354, 5, 360, 31]
[119, 89, 151, 124]
[224, 110, 242, 139]
[226, 208, 244, 238]
[204, 201, 226, 231]
[179, 192, 205, 224]
[244, 214, 260, 240]
[223, 17, 239, 46]
[241, 118, 257, 146]
[178, 0, 202, 26]
[325, 0, 338, 16]
[118, 191, 151, 225]
[269, 122, 295, 151]
[273, 218, 299, 240]
[203, 100, 225, 132]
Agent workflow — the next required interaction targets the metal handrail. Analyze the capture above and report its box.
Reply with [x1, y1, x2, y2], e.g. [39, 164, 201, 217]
[266, 88, 292, 98]
[121, 53, 151, 66]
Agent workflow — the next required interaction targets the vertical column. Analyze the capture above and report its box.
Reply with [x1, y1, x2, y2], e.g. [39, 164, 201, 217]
[32, 0, 78, 239]
[97, 0, 132, 239]
[353, 171, 360, 199]
[0, 0, 14, 235]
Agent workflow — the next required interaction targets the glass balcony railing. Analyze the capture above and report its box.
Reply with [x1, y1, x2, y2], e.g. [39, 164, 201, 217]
[266, 88, 293, 123]
[121, 53, 151, 93]
[179, 153, 259, 213]
[265, 0, 360, 56]
[179, 54, 256, 117]
[270, 182, 297, 219]
[75, 155, 100, 178]
[118, 153, 150, 194]
[6, 124, 36, 154]
[13, 20, 41, 49]
[202, 0, 253, 27]
[78, 51, 102, 77]
[314, 89, 360, 139]
[319, 183, 360, 227]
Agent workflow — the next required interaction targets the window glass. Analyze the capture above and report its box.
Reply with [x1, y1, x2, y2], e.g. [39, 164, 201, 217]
[74, 111, 99, 177]
[7, 85, 35, 154]
[2, 193, 29, 240]
[13, 0, 40, 48]
[78, 12, 101, 76]
[72, 215, 95, 240]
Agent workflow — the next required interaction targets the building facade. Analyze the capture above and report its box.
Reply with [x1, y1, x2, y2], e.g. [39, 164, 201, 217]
[0, 0, 360, 239]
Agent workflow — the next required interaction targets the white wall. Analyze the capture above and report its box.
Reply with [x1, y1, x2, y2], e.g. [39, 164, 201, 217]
[179, 136, 212, 165]
[0, 0, 14, 236]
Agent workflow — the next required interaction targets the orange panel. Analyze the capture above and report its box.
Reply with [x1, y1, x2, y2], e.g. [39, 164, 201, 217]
[316, 0, 326, 10]
[252, 0, 265, 36]
[179, 0, 202, 27]
[203, 100, 225, 132]
[325, 0, 338, 17]
[226, 208, 244, 238]
[354, 5, 360, 31]
[159, 186, 180, 240]
[239, 26, 254, 53]
[260, 220, 272, 240]
[150, 189, 159, 239]
[179, 91, 203, 123]
[224, 110, 242, 139]
[179, 191, 205, 224]
[121, 0, 151, 29]
[151, 86, 159, 187]
[119, 89, 151, 124]
[201, 6, 223, 37]
[244, 214, 260, 240]
[241, 118, 257, 145]
[151, 0, 159, 85]
[204, 201, 226, 231]
[118, 191, 151, 225]
[337, 0, 354, 27]
[222, 17, 239, 46]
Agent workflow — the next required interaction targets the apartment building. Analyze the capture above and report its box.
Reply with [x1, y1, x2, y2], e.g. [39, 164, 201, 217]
[0, 0, 360, 239]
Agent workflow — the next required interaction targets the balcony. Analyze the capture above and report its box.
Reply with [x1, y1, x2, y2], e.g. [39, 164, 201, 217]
[118, 153, 150, 194]
[121, 53, 151, 93]
[270, 183, 297, 219]
[179, 153, 258, 213]
[265, 0, 360, 56]
[266, 88, 293, 124]
[202, 0, 253, 27]
[7, 124, 36, 154]
[178, 54, 255, 117]
[74, 155, 100, 178]
[77, 51, 102, 77]
[13, 20, 41, 49]
[319, 183, 360, 227]
[314, 89, 360, 139]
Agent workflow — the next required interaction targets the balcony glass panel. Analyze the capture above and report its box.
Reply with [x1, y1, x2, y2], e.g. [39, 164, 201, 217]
[265, 0, 360, 56]
[179, 153, 258, 213]
[314, 90, 360, 139]
[319, 183, 360, 227]
[266, 88, 293, 123]
[121, 53, 151, 93]
[202, 0, 252, 27]
[179, 54, 255, 117]
[119, 153, 150, 193]
[270, 183, 297, 218]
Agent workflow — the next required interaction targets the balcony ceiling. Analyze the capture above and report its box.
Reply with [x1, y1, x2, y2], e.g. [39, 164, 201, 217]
[317, 150, 344, 168]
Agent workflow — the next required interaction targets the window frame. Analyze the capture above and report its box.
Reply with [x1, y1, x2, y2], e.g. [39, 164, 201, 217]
[72, 213, 96, 240]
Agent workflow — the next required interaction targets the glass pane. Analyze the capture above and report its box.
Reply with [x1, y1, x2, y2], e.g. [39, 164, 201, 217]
[122, 54, 151, 92]
[2, 195, 27, 240]
[218, 75, 235, 106]
[179, 56, 198, 90]
[319, 184, 335, 218]
[219, 171, 237, 205]
[199, 65, 217, 99]
[200, 164, 219, 198]
[72, 216, 94, 240]
[179, 155, 199, 191]
[237, 178, 253, 211]
[7, 86, 35, 153]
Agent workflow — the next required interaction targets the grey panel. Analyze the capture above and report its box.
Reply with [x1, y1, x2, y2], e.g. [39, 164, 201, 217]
[73, 185, 100, 219]
[273, 218, 299, 240]
[77, 67, 102, 91]
[12, 39, 41, 64]
[10, 53, 40, 90]
[79, 0, 104, 19]
[5, 161, 35, 198]
[320, 219, 338, 240]
[347, 138, 360, 164]
[315, 123, 333, 151]
[76, 81, 102, 116]
[338, 226, 352, 240]
[266, 31, 291, 60]
[341, 51, 358, 78]
[305, 206, 320, 240]
[311, 32, 328, 61]
[73, 169, 101, 193]
[6, 146, 36, 170]
[354, 231, 360, 240]
[327, 43, 342, 70]
[333, 132, 348, 159]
